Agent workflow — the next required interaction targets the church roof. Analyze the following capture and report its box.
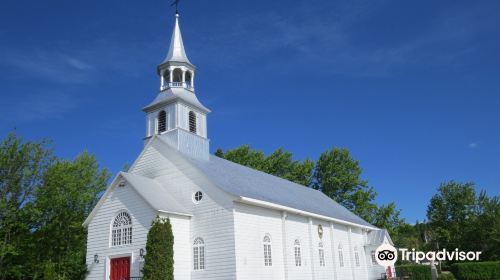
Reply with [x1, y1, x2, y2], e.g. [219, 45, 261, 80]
[143, 87, 210, 113]
[162, 13, 191, 65]
[121, 172, 190, 216]
[366, 229, 394, 246]
[186, 154, 375, 228]
[152, 137, 375, 229]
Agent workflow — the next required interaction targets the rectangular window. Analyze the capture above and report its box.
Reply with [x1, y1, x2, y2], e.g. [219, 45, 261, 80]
[319, 248, 325, 266]
[199, 247, 205, 269]
[294, 247, 302, 267]
[371, 251, 377, 265]
[355, 251, 360, 266]
[339, 251, 344, 267]
[264, 244, 272, 266]
[193, 247, 199, 270]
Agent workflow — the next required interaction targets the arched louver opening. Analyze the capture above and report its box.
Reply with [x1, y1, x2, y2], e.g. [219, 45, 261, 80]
[111, 211, 132, 246]
[189, 111, 197, 133]
[158, 110, 167, 133]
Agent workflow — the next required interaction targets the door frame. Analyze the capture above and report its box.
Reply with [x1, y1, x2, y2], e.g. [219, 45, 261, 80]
[106, 252, 133, 280]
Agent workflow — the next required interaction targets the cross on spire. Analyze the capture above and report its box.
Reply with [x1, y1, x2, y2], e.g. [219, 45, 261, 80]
[171, 0, 181, 14]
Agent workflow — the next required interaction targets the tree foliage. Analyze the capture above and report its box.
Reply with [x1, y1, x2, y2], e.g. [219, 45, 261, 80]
[0, 133, 109, 280]
[215, 146, 314, 186]
[142, 216, 174, 280]
[426, 181, 500, 261]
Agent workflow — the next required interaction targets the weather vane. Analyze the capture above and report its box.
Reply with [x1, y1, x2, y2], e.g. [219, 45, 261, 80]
[171, 0, 181, 14]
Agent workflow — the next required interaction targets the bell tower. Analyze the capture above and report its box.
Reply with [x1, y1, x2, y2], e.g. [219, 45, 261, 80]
[143, 12, 210, 160]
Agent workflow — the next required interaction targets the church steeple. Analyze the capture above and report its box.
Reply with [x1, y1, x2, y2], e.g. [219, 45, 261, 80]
[143, 11, 210, 160]
[157, 13, 196, 92]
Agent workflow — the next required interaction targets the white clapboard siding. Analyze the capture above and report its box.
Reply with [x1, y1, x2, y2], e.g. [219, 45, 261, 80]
[85, 182, 153, 279]
[233, 203, 285, 280]
[286, 214, 313, 280]
[310, 219, 335, 280]
[130, 140, 237, 280]
[332, 224, 353, 280]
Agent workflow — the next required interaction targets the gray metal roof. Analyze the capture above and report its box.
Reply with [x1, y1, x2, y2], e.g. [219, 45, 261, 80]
[366, 229, 393, 246]
[121, 172, 190, 216]
[185, 153, 375, 228]
[143, 87, 210, 113]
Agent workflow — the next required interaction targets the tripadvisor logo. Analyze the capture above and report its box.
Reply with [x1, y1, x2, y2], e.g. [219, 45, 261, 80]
[375, 244, 398, 266]
[375, 244, 482, 267]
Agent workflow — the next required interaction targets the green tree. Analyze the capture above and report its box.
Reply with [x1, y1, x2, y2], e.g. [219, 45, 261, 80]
[312, 148, 378, 221]
[143, 216, 174, 280]
[426, 181, 499, 261]
[426, 181, 477, 252]
[28, 152, 109, 279]
[0, 133, 53, 280]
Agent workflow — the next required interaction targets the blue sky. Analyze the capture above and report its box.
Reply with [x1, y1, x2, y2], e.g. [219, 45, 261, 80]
[1, 0, 499, 223]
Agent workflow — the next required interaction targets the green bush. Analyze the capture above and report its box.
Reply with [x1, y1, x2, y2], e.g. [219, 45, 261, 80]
[142, 216, 174, 280]
[396, 264, 432, 280]
[438, 272, 455, 280]
[450, 261, 500, 280]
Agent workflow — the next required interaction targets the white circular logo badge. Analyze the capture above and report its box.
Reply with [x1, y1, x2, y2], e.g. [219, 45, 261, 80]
[375, 243, 398, 267]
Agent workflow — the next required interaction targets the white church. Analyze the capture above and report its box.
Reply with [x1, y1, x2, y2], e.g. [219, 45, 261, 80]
[84, 11, 395, 280]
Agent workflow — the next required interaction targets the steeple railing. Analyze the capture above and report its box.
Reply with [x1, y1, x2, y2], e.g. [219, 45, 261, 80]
[160, 82, 194, 92]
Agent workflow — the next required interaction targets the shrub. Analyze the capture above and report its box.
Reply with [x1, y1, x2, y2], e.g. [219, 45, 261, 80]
[142, 216, 174, 280]
[396, 264, 432, 280]
[450, 261, 500, 280]
[438, 272, 455, 280]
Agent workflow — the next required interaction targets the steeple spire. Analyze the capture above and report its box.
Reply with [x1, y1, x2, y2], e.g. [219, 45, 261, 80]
[163, 13, 191, 65]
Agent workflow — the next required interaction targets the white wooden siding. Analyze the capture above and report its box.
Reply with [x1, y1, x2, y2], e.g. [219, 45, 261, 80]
[130, 141, 237, 280]
[233, 203, 285, 280]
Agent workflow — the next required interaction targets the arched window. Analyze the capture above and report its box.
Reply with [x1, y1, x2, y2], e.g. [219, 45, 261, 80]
[111, 212, 132, 246]
[338, 244, 344, 267]
[185, 71, 192, 88]
[371, 250, 377, 265]
[173, 68, 183, 83]
[294, 239, 302, 267]
[263, 235, 272, 266]
[318, 242, 325, 267]
[189, 111, 197, 133]
[354, 246, 360, 266]
[158, 110, 167, 133]
[193, 237, 205, 270]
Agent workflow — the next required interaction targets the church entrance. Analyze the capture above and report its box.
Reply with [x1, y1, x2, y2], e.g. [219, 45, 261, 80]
[110, 257, 130, 280]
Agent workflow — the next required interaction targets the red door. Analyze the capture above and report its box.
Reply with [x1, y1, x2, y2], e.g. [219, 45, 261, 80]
[110, 257, 130, 280]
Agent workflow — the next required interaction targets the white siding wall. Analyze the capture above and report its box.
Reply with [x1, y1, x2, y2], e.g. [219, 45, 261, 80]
[350, 227, 369, 280]
[146, 103, 176, 137]
[233, 203, 285, 280]
[286, 214, 313, 280]
[332, 224, 353, 280]
[178, 103, 207, 138]
[86, 182, 191, 280]
[130, 141, 236, 280]
[310, 219, 335, 280]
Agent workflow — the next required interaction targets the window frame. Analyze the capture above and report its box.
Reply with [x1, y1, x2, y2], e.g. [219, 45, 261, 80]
[294, 239, 302, 267]
[193, 237, 205, 271]
[157, 110, 167, 133]
[111, 211, 133, 247]
[338, 244, 344, 267]
[188, 111, 197, 133]
[263, 234, 272, 267]
[354, 246, 360, 267]
[318, 242, 325, 267]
